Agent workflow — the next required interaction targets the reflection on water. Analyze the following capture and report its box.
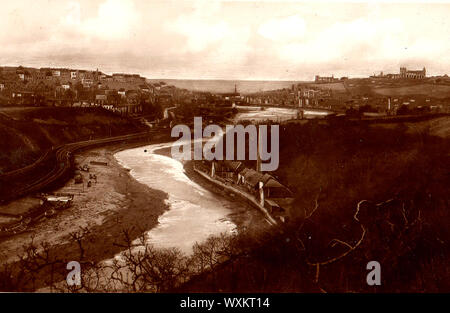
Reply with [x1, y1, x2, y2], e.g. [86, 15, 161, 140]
[234, 106, 298, 123]
[112, 107, 314, 255]
[234, 106, 333, 123]
[115, 143, 237, 255]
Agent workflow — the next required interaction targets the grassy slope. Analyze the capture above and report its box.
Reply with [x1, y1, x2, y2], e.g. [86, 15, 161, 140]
[372, 84, 450, 98]
[307, 82, 347, 91]
[0, 107, 142, 172]
[309, 80, 450, 99]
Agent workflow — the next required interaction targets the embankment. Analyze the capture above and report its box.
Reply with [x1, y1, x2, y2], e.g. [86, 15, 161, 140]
[193, 166, 277, 225]
[0, 107, 148, 202]
[0, 107, 144, 173]
[0, 142, 171, 291]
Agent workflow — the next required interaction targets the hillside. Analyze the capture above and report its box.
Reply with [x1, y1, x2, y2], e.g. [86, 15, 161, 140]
[305, 80, 450, 99]
[178, 117, 450, 292]
[0, 107, 143, 173]
[372, 84, 450, 98]
[307, 82, 347, 92]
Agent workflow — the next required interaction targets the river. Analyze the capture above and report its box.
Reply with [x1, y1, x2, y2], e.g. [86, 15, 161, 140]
[234, 106, 298, 123]
[115, 142, 244, 255]
[234, 105, 333, 123]
[112, 107, 305, 256]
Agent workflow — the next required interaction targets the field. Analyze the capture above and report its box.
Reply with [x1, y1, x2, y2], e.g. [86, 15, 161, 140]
[307, 82, 347, 92]
[372, 84, 450, 98]
[307, 79, 450, 99]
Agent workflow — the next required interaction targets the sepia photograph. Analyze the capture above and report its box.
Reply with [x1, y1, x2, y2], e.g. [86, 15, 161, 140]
[0, 0, 448, 302]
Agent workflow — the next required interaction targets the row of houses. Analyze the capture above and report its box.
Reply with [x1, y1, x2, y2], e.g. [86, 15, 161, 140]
[0, 66, 149, 90]
[1, 73, 175, 107]
[10, 67, 100, 86]
[199, 160, 293, 222]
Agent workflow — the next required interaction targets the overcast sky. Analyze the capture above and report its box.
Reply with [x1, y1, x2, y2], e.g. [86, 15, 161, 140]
[0, 0, 449, 80]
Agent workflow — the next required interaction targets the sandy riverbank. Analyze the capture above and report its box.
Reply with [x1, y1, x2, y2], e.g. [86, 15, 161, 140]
[0, 134, 269, 291]
[0, 139, 171, 271]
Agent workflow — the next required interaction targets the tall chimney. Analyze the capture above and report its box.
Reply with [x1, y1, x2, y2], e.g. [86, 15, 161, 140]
[256, 128, 261, 172]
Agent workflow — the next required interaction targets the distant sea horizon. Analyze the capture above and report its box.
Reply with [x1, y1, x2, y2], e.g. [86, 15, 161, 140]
[146, 78, 312, 94]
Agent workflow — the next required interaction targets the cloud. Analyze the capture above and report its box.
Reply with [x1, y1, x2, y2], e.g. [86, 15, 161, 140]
[166, 1, 229, 53]
[63, 0, 140, 40]
[0, 1, 449, 79]
[277, 17, 406, 65]
[64, 1, 82, 26]
[258, 15, 306, 42]
[165, 0, 252, 72]
[170, 18, 230, 53]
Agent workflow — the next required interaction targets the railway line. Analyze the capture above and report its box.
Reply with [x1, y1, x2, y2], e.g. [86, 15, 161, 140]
[0, 131, 155, 203]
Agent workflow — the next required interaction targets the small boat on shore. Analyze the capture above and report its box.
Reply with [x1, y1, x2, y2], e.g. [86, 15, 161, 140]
[43, 193, 74, 210]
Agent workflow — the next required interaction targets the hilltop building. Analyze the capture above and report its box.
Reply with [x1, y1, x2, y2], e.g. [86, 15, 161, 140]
[377, 67, 427, 80]
[315, 75, 339, 83]
[399, 67, 426, 79]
